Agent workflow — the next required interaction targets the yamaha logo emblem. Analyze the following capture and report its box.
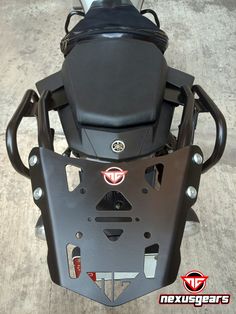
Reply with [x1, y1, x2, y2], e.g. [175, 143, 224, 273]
[181, 270, 208, 294]
[101, 167, 128, 185]
[111, 140, 125, 153]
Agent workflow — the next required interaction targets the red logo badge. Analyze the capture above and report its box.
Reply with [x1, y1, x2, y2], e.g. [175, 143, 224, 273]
[181, 270, 208, 294]
[101, 167, 128, 186]
[159, 270, 230, 306]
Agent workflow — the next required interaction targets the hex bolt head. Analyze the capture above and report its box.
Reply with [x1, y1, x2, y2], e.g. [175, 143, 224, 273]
[33, 187, 43, 200]
[192, 153, 203, 165]
[186, 186, 198, 199]
[29, 155, 38, 167]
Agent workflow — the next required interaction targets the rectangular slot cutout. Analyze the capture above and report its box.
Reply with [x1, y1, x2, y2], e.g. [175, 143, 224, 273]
[144, 244, 159, 279]
[95, 217, 132, 222]
[66, 244, 81, 279]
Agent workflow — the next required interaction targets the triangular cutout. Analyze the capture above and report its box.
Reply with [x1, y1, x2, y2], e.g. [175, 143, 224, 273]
[88, 272, 138, 302]
[96, 191, 132, 211]
[114, 281, 130, 300]
[113, 272, 138, 300]
[104, 229, 123, 241]
[88, 272, 113, 301]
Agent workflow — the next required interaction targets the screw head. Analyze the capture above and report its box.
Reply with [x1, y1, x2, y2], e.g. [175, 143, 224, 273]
[33, 187, 43, 200]
[115, 201, 123, 210]
[29, 155, 38, 167]
[192, 153, 203, 165]
[75, 232, 83, 239]
[186, 186, 197, 199]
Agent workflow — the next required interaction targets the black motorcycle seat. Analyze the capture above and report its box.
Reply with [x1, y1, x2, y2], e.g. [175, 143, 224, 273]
[60, 2, 169, 56]
[62, 37, 168, 128]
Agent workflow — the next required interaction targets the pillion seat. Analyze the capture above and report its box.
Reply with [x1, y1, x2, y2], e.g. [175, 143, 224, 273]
[62, 37, 168, 128]
[35, 2, 193, 159]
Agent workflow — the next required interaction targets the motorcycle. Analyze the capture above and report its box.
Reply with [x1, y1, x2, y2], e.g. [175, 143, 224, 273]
[6, 0, 227, 306]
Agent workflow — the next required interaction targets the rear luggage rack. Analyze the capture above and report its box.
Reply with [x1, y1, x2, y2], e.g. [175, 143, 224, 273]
[28, 144, 202, 305]
[5, 2, 227, 306]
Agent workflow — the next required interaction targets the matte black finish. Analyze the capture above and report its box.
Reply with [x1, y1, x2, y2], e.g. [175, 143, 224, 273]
[64, 9, 85, 34]
[37, 91, 54, 150]
[5, 1, 227, 307]
[177, 86, 195, 148]
[29, 145, 202, 306]
[37, 65, 194, 159]
[6, 84, 227, 175]
[62, 39, 167, 128]
[192, 85, 227, 173]
[60, 2, 168, 55]
[36, 66, 194, 94]
[58, 101, 174, 160]
[6, 90, 38, 178]
[167, 67, 194, 88]
[141, 9, 160, 28]
[36, 71, 63, 94]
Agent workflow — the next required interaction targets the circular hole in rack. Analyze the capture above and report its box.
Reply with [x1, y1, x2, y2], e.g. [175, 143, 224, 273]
[135, 217, 140, 222]
[75, 231, 83, 239]
[80, 188, 86, 194]
[144, 232, 151, 239]
[142, 188, 149, 194]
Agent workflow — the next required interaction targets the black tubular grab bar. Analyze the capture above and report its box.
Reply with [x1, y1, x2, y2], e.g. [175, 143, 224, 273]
[140, 9, 160, 28]
[6, 89, 55, 179]
[5, 85, 226, 180]
[192, 85, 227, 173]
[177, 85, 195, 149]
[64, 10, 85, 34]
[37, 90, 54, 150]
[6, 90, 39, 179]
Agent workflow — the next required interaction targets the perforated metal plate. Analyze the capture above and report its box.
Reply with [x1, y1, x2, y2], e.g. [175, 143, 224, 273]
[29, 145, 202, 306]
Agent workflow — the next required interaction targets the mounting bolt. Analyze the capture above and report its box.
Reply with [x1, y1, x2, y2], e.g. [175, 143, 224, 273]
[29, 155, 38, 167]
[33, 187, 43, 200]
[115, 201, 122, 210]
[186, 186, 197, 199]
[192, 153, 203, 165]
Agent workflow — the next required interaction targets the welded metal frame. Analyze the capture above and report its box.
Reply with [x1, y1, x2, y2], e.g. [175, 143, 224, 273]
[6, 85, 227, 179]
[5, 81, 227, 305]
[4, 0, 228, 305]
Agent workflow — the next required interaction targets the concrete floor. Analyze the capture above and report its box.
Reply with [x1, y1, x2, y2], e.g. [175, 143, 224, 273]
[0, 0, 235, 313]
